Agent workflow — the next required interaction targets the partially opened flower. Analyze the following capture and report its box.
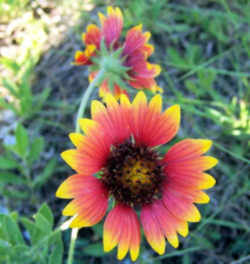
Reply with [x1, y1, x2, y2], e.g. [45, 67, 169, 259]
[74, 6, 161, 99]
[56, 92, 217, 261]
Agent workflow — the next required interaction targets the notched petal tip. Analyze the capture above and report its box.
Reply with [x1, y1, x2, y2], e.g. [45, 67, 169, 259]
[79, 118, 99, 135]
[103, 232, 115, 252]
[167, 234, 179, 248]
[177, 222, 189, 238]
[188, 206, 201, 222]
[135, 24, 143, 31]
[55, 184, 65, 198]
[132, 91, 147, 106]
[69, 133, 84, 147]
[130, 247, 140, 262]
[149, 93, 162, 112]
[61, 149, 77, 168]
[103, 93, 119, 108]
[98, 12, 106, 25]
[91, 100, 106, 117]
[204, 156, 219, 170]
[199, 173, 216, 189]
[164, 104, 181, 133]
[196, 139, 213, 153]
[120, 94, 131, 107]
[195, 191, 210, 204]
[170, 104, 181, 117]
[56, 177, 72, 199]
[117, 249, 128, 261]
[155, 241, 166, 255]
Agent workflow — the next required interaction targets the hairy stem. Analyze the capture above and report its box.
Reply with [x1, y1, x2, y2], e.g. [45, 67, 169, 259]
[75, 69, 106, 133]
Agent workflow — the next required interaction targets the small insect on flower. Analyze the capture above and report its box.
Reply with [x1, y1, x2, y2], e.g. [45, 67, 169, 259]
[74, 6, 161, 99]
[56, 92, 217, 261]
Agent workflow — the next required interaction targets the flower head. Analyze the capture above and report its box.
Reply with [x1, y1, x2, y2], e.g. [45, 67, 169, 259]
[74, 6, 161, 99]
[56, 92, 217, 261]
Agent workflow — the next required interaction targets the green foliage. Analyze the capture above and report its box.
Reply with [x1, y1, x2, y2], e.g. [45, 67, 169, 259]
[0, 57, 50, 120]
[0, 204, 63, 264]
[0, 123, 56, 201]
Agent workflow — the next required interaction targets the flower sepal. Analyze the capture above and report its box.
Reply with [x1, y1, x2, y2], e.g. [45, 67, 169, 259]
[91, 39, 130, 78]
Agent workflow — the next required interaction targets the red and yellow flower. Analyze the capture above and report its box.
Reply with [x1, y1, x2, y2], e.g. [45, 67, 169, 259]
[56, 92, 217, 261]
[74, 6, 161, 98]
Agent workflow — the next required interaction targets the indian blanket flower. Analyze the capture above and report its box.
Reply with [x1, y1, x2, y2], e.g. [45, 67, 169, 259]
[74, 6, 161, 98]
[56, 92, 217, 261]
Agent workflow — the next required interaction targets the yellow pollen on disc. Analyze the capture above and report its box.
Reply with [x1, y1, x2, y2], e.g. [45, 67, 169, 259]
[122, 159, 152, 188]
[102, 140, 165, 206]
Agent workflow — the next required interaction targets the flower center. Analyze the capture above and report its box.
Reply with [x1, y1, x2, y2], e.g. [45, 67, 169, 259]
[101, 139, 165, 207]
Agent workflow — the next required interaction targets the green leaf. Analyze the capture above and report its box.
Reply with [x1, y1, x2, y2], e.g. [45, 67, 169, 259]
[83, 242, 106, 257]
[21, 217, 42, 245]
[20, 97, 33, 117]
[10, 212, 19, 222]
[48, 232, 63, 264]
[2, 189, 29, 199]
[19, 59, 33, 97]
[33, 87, 50, 114]
[33, 158, 57, 189]
[167, 47, 185, 66]
[38, 203, 54, 229]
[0, 57, 20, 73]
[35, 212, 52, 233]
[0, 98, 19, 115]
[9, 245, 31, 261]
[0, 215, 10, 241]
[28, 137, 44, 163]
[15, 123, 29, 157]
[2, 78, 19, 97]
[0, 238, 11, 255]
[0, 156, 18, 169]
[0, 172, 25, 185]
[3, 214, 25, 245]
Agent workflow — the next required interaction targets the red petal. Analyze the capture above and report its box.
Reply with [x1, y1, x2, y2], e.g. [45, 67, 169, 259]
[129, 76, 157, 90]
[165, 169, 216, 190]
[151, 200, 180, 248]
[162, 184, 201, 222]
[83, 24, 101, 48]
[62, 123, 111, 175]
[129, 93, 180, 147]
[56, 176, 108, 228]
[141, 44, 154, 57]
[91, 94, 131, 145]
[103, 204, 140, 261]
[69, 195, 108, 228]
[99, 7, 123, 47]
[165, 156, 218, 172]
[126, 50, 161, 79]
[164, 139, 213, 163]
[56, 174, 108, 199]
[164, 183, 210, 204]
[141, 204, 166, 255]
[74, 45, 96, 66]
[123, 24, 150, 56]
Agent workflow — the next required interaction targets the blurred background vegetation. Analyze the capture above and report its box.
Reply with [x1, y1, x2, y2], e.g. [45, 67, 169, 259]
[0, 0, 249, 263]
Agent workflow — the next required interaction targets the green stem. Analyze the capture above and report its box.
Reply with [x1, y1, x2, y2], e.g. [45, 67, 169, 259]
[67, 68, 106, 264]
[75, 68, 106, 133]
[67, 228, 79, 264]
